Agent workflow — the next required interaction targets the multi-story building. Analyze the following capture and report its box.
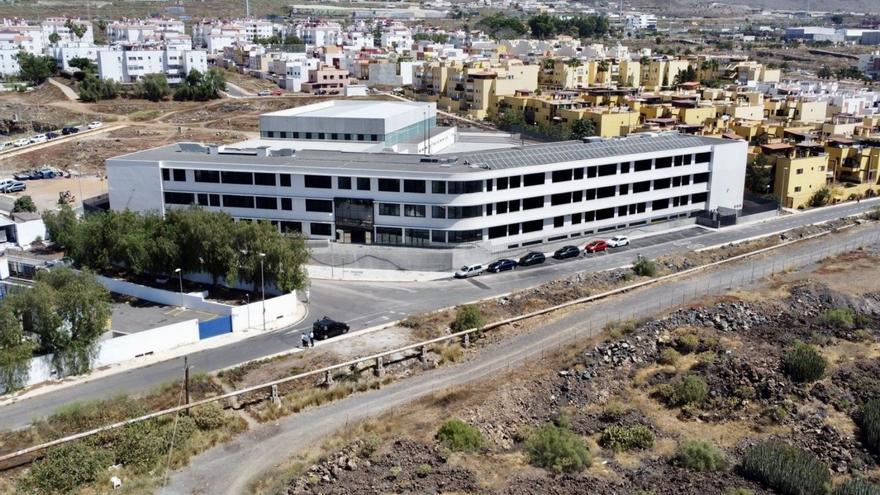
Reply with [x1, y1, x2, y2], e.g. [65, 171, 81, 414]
[41, 18, 94, 45]
[107, 100, 746, 253]
[624, 14, 657, 34]
[97, 47, 207, 83]
[106, 19, 185, 44]
[300, 64, 351, 94]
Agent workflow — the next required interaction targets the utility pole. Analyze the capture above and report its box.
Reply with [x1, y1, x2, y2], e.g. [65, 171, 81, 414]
[184, 356, 190, 407]
[259, 252, 266, 332]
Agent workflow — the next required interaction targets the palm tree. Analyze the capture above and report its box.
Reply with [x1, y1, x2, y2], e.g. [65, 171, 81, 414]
[596, 59, 609, 86]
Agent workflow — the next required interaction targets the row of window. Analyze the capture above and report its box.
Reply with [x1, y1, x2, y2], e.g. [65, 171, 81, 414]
[262, 130, 381, 142]
[163, 191, 334, 213]
[163, 168, 293, 187]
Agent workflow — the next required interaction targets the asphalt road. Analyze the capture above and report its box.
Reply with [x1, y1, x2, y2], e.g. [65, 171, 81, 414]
[163, 221, 880, 495]
[0, 199, 877, 430]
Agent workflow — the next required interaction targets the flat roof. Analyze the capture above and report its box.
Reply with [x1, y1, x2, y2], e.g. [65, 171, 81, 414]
[261, 99, 434, 120]
[110, 133, 729, 175]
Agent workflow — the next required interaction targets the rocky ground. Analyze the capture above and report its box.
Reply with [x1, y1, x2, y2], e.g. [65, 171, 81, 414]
[282, 244, 880, 495]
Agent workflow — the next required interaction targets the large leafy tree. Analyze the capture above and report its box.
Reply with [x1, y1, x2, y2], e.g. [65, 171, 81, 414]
[169, 207, 238, 286]
[529, 13, 557, 39]
[233, 220, 309, 294]
[78, 74, 119, 102]
[42, 204, 78, 250]
[15, 52, 57, 84]
[173, 68, 226, 101]
[571, 118, 596, 139]
[135, 73, 171, 101]
[0, 303, 35, 393]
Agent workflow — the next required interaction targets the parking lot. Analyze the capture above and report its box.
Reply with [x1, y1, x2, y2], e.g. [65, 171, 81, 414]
[0, 174, 107, 212]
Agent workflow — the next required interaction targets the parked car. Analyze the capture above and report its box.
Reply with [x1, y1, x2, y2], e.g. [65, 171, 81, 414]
[12, 170, 33, 180]
[13, 138, 30, 147]
[257, 89, 272, 96]
[46, 131, 59, 139]
[61, 126, 80, 135]
[29, 134, 47, 144]
[519, 251, 546, 267]
[607, 235, 630, 248]
[36, 167, 58, 179]
[487, 258, 517, 273]
[454, 264, 484, 279]
[0, 180, 13, 191]
[553, 245, 580, 260]
[584, 240, 608, 253]
[87, 121, 102, 130]
[4, 181, 26, 193]
[312, 316, 350, 340]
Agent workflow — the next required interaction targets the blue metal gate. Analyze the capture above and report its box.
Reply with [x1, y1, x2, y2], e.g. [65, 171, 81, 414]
[198, 316, 232, 339]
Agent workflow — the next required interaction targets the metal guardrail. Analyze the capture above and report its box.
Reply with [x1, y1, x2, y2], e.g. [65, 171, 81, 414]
[0, 221, 875, 465]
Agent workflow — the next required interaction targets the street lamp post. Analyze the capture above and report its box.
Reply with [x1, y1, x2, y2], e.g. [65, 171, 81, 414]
[174, 268, 183, 308]
[73, 164, 84, 212]
[245, 293, 251, 330]
[259, 253, 266, 332]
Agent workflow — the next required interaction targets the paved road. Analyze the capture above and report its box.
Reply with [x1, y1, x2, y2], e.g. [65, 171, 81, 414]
[223, 82, 255, 98]
[163, 222, 880, 495]
[0, 199, 877, 429]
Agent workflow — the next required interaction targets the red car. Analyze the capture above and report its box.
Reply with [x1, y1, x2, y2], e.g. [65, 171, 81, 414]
[584, 240, 608, 253]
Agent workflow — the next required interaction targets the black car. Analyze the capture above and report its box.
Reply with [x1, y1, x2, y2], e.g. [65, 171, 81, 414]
[312, 316, 350, 340]
[46, 131, 59, 139]
[519, 252, 546, 267]
[553, 245, 580, 260]
[61, 126, 80, 135]
[487, 258, 517, 273]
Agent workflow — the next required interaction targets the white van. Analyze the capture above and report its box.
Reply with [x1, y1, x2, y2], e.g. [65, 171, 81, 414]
[454, 264, 484, 279]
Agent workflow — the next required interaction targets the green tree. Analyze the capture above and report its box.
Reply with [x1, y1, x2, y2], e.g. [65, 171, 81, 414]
[135, 73, 171, 101]
[68, 56, 97, 75]
[809, 187, 832, 207]
[169, 207, 238, 286]
[64, 19, 88, 39]
[42, 204, 78, 250]
[746, 154, 773, 194]
[48, 32, 61, 45]
[451, 304, 485, 332]
[476, 13, 527, 39]
[15, 52, 57, 84]
[570, 118, 596, 139]
[174, 68, 226, 101]
[78, 74, 119, 102]
[524, 423, 591, 474]
[529, 13, 557, 39]
[13, 195, 37, 213]
[818, 66, 834, 79]
[0, 303, 35, 394]
[233, 219, 309, 293]
[673, 66, 698, 86]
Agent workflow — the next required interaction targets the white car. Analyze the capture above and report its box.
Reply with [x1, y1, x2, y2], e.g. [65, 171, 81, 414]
[257, 89, 272, 96]
[29, 134, 47, 144]
[607, 235, 630, 248]
[454, 264, 484, 279]
[87, 121, 102, 130]
[12, 138, 29, 147]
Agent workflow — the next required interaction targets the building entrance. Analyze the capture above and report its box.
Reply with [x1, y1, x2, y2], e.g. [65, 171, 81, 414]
[334, 198, 374, 244]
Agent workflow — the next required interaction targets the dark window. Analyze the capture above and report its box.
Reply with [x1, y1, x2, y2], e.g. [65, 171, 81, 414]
[432, 181, 446, 194]
[692, 192, 708, 203]
[584, 211, 595, 222]
[618, 184, 629, 195]
[496, 201, 508, 214]
[306, 199, 333, 212]
[523, 173, 545, 187]
[683, 154, 693, 165]
[634, 159, 652, 172]
[486, 203, 493, 215]
[573, 168, 584, 180]
[357, 178, 371, 191]
[486, 179, 493, 192]
[508, 224, 520, 236]
[554, 216, 564, 228]
[379, 203, 400, 216]
[405, 228, 429, 246]
[521, 220, 543, 233]
[280, 174, 291, 187]
[197, 193, 208, 206]
[338, 176, 352, 189]
[654, 178, 671, 189]
[221, 171, 253, 185]
[596, 207, 614, 220]
[195, 170, 220, 183]
[673, 176, 681, 187]
[310, 222, 331, 236]
[674, 155, 683, 166]
[695, 152, 711, 163]
[448, 230, 482, 243]
[448, 205, 482, 218]
[305, 132, 312, 139]
[209, 194, 220, 207]
[586, 166, 597, 178]
[551, 192, 571, 206]
[572, 213, 582, 224]
[509, 176, 521, 188]
[509, 199, 520, 212]
[404, 179, 426, 193]
[618, 206, 628, 216]
[598, 164, 617, 176]
[497, 177, 509, 190]
[331, 133, 338, 140]
[597, 186, 615, 199]
[304, 175, 332, 189]
[655, 157, 672, 169]
[404, 204, 425, 217]
[280, 221, 301, 233]
[255, 196, 277, 209]
[488, 225, 507, 239]
[171, 169, 186, 181]
[637, 202, 646, 213]
[432, 206, 446, 219]
[694, 173, 710, 184]
[679, 195, 689, 205]
[633, 181, 651, 193]
[162, 169, 170, 181]
[254, 173, 276, 186]
[573, 190, 583, 202]
[281, 198, 292, 210]
[378, 178, 400, 192]
[432, 230, 446, 243]
[447, 180, 482, 194]
[653, 198, 669, 210]
[682, 175, 691, 186]
[620, 162, 630, 173]
[223, 195, 254, 208]
[164, 191, 194, 204]
[522, 196, 544, 210]
[586, 189, 596, 200]
[318, 132, 325, 140]
[552, 169, 572, 183]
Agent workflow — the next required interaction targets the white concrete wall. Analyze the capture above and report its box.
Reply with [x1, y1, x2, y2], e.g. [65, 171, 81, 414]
[107, 157, 165, 212]
[708, 139, 747, 212]
[96, 274, 233, 315]
[229, 291, 299, 331]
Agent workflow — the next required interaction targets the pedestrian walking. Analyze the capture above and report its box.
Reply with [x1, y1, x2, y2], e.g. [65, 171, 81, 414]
[309, 330, 315, 348]
[301, 333, 309, 349]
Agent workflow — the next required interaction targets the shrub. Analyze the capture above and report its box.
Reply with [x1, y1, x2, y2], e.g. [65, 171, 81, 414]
[658, 375, 709, 407]
[113, 420, 167, 471]
[658, 347, 680, 365]
[436, 419, 485, 452]
[835, 479, 880, 495]
[451, 304, 485, 332]
[388, 466, 402, 479]
[524, 423, 591, 474]
[191, 402, 227, 431]
[676, 333, 700, 353]
[782, 342, 827, 383]
[633, 257, 658, 277]
[19, 441, 111, 494]
[672, 440, 728, 471]
[439, 343, 463, 363]
[810, 187, 831, 207]
[824, 308, 855, 329]
[741, 440, 831, 495]
[859, 399, 880, 456]
[417, 463, 433, 477]
[598, 425, 655, 452]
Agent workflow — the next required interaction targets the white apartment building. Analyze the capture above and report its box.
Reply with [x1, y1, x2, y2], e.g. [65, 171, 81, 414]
[0, 28, 42, 77]
[380, 25, 413, 52]
[41, 18, 94, 45]
[296, 22, 343, 47]
[97, 47, 207, 83]
[107, 101, 746, 252]
[49, 42, 103, 72]
[106, 19, 185, 44]
[625, 14, 658, 33]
